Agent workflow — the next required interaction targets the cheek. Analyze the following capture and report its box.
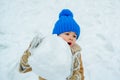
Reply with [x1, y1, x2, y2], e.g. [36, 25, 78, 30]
[72, 39, 76, 44]
[63, 37, 68, 42]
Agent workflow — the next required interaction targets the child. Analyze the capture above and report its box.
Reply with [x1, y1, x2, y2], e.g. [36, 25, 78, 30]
[19, 9, 84, 80]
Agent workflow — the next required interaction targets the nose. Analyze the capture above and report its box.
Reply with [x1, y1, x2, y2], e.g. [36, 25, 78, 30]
[69, 36, 73, 41]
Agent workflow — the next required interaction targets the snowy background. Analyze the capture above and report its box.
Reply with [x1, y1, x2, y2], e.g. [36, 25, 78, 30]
[0, 0, 120, 80]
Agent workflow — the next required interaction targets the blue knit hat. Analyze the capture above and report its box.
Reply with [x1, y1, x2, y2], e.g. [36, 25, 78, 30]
[52, 9, 80, 39]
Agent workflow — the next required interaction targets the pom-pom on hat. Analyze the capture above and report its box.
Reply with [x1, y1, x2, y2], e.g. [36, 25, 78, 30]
[52, 9, 80, 39]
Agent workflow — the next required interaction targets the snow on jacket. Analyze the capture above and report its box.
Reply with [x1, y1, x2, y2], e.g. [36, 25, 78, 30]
[19, 34, 84, 80]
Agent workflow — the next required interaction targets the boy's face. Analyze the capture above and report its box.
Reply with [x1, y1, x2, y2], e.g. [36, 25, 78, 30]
[59, 32, 77, 47]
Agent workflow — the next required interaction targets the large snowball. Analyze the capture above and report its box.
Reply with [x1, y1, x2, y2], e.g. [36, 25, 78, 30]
[28, 35, 72, 80]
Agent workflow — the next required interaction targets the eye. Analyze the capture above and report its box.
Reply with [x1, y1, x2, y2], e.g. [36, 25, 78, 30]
[73, 35, 77, 38]
[65, 32, 69, 35]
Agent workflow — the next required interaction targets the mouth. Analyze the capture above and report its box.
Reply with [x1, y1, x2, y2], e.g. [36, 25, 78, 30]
[67, 42, 72, 46]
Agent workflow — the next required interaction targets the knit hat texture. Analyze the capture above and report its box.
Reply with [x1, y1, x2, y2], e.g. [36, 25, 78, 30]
[52, 9, 80, 39]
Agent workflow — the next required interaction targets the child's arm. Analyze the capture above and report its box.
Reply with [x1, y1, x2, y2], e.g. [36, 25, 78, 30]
[19, 33, 45, 73]
[79, 54, 84, 80]
[19, 49, 32, 73]
[19, 48, 47, 80]
[68, 53, 84, 80]
[67, 44, 84, 80]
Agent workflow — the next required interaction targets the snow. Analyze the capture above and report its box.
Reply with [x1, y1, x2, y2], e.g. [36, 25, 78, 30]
[0, 0, 120, 80]
[28, 34, 72, 80]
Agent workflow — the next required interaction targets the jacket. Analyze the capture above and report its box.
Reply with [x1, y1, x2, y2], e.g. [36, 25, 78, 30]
[19, 35, 84, 80]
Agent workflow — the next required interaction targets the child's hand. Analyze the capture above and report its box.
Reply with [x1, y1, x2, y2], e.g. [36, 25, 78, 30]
[29, 33, 45, 49]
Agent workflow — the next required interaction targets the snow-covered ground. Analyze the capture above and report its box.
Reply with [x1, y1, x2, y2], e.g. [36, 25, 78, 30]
[0, 0, 120, 80]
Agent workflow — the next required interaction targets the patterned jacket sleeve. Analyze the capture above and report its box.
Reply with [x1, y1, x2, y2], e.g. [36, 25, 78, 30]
[19, 49, 32, 73]
[19, 49, 46, 80]
[19, 33, 44, 73]
[67, 44, 84, 80]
